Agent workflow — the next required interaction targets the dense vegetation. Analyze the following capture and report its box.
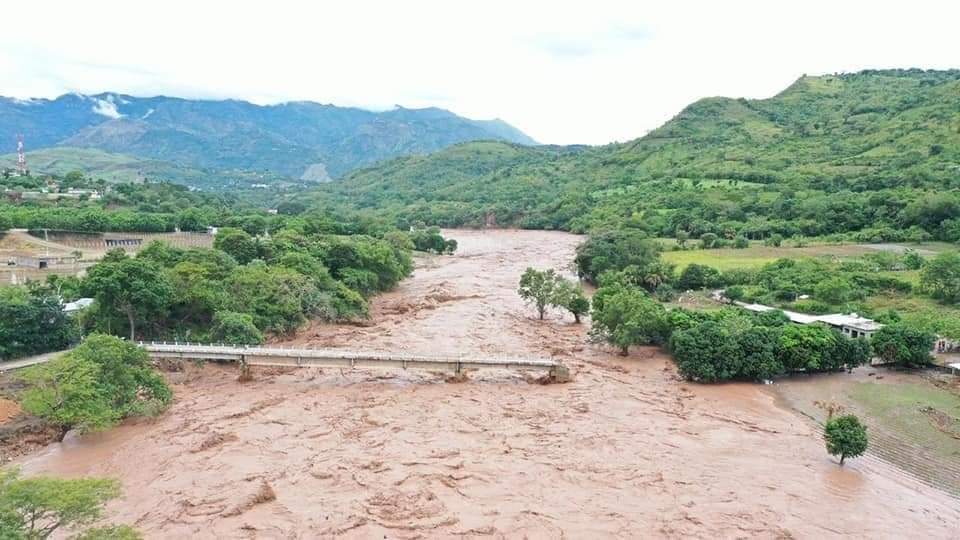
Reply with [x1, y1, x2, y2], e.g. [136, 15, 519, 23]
[305, 70, 960, 245]
[0, 285, 77, 360]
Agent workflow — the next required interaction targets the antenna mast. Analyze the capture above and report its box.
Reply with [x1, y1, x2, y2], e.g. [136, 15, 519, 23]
[16, 134, 26, 175]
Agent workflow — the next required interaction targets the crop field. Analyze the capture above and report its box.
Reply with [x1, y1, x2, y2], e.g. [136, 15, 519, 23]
[662, 241, 956, 271]
[849, 380, 960, 463]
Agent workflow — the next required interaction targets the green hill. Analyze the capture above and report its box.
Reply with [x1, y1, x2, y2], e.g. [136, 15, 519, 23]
[307, 69, 960, 242]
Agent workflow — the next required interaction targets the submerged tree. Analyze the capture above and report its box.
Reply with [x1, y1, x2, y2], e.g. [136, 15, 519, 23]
[824, 414, 868, 465]
[518, 268, 563, 320]
[590, 286, 668, 355]
[553, 279, 590, 323]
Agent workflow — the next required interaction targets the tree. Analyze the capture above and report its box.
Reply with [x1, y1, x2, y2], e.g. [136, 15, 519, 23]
[824, 414, 868, 465]
[675, 229, 689, 248]
[870, 324, 935, 368]
[677, 264, 722, 291]
[0, 467, 136, 539]
[518, 268, 562, 320]
[213, 228, 258, 264]
[19, 354, 116, 441]
[210, 311, 264, 345]
[20, 335, 171, 440]
[777, 324, 845, 372]
[590, 287, 668, 355]
[553, 279, 590, 323]
[83, 255, 174, 340]
[920, 251, 960, 303]
[764, 234, 784, 247]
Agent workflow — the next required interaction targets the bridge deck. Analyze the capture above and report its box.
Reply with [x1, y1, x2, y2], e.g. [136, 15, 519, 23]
[139, 342, 569, 381]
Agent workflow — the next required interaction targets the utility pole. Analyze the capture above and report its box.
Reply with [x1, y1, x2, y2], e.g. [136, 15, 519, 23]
[16, 134, 26, 176]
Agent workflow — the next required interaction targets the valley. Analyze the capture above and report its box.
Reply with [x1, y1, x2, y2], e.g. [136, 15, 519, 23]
[11, 230, 960, 537]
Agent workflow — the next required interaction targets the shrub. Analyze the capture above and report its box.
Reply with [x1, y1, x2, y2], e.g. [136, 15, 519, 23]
[677, 264, 723, 290]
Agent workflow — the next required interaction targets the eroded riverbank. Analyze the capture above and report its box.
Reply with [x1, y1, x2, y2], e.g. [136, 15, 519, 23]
[16, 229, 960, 538]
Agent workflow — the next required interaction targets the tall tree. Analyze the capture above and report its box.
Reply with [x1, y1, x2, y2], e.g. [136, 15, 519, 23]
[83, 255, 174, 340]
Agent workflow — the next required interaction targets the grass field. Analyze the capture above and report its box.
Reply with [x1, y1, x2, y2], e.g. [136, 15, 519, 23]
[848, 380, 960, 463]
[662, 241, 956, 271]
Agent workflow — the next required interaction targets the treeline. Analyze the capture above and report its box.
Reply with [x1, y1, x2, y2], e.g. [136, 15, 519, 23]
[71, 225, 415, 344]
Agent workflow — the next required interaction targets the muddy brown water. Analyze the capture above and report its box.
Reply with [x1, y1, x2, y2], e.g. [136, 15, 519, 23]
[16, 230, 960, 538]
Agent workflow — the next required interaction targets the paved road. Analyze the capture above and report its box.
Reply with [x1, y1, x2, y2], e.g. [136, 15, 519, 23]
[0, 350, 70, 372]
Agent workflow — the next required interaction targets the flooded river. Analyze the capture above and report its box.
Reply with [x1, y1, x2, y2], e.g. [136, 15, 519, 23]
[19, 229, 960, 538]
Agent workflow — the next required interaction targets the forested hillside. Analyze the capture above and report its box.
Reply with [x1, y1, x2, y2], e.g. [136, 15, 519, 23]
[311, 69, 960, 243]
[0, 93, 535, 183]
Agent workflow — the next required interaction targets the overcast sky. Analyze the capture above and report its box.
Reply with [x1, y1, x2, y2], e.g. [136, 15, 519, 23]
[1, 0, 957, 144]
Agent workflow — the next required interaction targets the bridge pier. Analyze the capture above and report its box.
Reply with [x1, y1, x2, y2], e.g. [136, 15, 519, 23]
[238, 354, 252, 382]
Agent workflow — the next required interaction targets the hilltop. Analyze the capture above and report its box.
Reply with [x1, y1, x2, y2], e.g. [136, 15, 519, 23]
[0, 93, 535, 183]
[310, 69, 960, 241]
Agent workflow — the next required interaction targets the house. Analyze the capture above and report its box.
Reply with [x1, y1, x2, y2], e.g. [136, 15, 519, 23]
[814, 313, 884, 340]
[733, 301, 883, 339]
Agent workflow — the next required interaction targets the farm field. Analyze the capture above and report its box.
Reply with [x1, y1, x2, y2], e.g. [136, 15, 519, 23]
[661, 241, 956, 271]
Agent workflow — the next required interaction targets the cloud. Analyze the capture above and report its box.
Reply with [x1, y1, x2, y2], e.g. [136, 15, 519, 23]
[0, 0, 957, 144]
[91, 95, 123, 119]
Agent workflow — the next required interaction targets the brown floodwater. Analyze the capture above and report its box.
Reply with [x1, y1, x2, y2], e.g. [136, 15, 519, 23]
[18, 229, 960, 538]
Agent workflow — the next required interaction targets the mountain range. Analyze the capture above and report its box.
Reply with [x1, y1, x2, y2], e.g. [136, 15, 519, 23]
[309, 68, 960, 237]
[0, 93, 535, 184]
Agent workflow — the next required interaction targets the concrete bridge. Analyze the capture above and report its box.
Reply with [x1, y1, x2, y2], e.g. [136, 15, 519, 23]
[139, 342, 571, 382]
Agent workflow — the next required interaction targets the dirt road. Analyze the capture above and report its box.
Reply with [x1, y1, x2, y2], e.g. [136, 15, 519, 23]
[18, 229, 960, 538]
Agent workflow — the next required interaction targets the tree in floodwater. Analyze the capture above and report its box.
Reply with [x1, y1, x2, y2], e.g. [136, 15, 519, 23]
[518, 268, 563, 320]
[20, 334, 171, 441]
[590, 285, 668, 355]
[0, 467, 140, 539]
[824, 414, 868, 465]
[553, 279, 590, 323]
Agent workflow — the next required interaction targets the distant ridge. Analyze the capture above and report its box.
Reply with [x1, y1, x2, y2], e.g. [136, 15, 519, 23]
[0, 93, 536, 182]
